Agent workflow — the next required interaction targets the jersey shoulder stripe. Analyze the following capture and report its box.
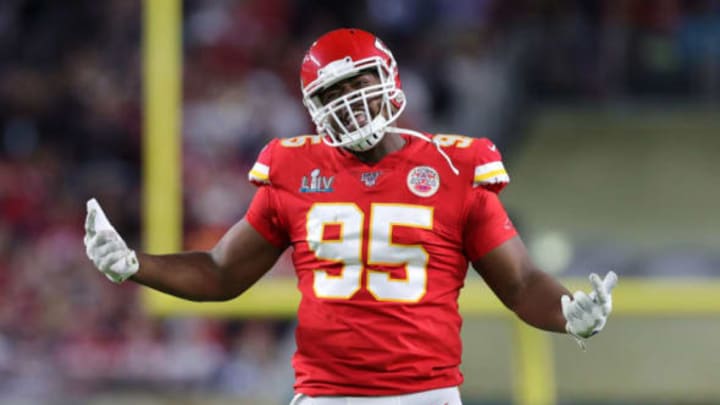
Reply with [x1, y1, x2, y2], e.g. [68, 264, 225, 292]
[431, 134, 510, 192]
[473, 161, 509, 187]
[247, 135, 326, 187]
[248, 138, 281, 186]
[248, 162, 270, 184]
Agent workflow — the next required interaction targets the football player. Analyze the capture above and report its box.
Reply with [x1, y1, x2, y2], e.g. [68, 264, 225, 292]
[84, 28, 617, 404]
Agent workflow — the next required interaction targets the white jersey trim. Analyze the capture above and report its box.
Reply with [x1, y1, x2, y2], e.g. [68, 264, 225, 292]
[248, 162, 270, 184]
[473, 161, 509, 186]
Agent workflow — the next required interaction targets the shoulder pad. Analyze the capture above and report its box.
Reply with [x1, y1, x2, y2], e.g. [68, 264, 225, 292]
[472, 138, 509, 192]
[432, 134, 510, 192]
[248, 135, 324, 186]
[248, 139, 277, 186]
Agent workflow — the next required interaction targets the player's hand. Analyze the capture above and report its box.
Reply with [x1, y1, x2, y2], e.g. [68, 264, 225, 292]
[561, 271, 618, 341]
[83, 198, 139, 283]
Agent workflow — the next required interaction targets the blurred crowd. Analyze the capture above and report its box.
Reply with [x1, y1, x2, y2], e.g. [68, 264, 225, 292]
[0, 0, 718, 402]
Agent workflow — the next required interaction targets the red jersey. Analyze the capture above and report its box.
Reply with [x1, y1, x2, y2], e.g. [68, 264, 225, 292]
[245, 133, 517, 396]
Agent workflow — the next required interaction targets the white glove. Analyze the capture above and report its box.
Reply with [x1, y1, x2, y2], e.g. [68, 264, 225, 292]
[83, 198, 139, 283]
[561, 271, 618, 342]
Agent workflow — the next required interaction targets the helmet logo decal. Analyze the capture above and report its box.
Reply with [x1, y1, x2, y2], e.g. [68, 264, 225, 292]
[407, 166, 440, 197]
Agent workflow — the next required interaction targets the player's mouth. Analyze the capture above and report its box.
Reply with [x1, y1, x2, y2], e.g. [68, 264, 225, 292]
[341, 110, 369, 131]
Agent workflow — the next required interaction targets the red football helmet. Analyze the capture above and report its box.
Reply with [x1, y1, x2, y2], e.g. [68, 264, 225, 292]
[300, 28, 406, 152]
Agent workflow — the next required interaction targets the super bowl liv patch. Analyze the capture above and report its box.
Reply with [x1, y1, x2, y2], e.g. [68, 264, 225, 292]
[300, 168, 334, 193]
[407, 166, 440, 197]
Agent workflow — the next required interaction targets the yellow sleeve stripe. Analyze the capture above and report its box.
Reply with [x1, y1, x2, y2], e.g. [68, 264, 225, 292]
[475, 161, 504, 175]
[248, 162, 270, 183]
[475, 169, 509, 182]
[474, 161, 510, 185]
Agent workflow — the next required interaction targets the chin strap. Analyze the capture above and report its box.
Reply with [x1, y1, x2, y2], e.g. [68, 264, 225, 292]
[386, 127, 460, 175]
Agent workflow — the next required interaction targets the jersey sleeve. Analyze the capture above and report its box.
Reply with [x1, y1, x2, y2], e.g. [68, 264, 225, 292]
[248, 138, 281, 185]
[463, 189, 518, 262]
[472, 138, 510, 193]
[245, 186, 289, 248]
[245, 138, 288, 248]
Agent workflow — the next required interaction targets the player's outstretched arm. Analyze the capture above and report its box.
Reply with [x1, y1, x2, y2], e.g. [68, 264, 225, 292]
[84, 198, 284, 301]
[472, 236, 571, 332]
[473, 236, 618, 339]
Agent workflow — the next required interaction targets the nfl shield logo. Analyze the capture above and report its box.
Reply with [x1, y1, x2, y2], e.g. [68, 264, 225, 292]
[407, 166, 440, 197]
[360, 171, 381, 187]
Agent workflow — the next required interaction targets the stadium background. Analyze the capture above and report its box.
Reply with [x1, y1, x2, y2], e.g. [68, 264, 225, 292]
[1, 0, 719, 404]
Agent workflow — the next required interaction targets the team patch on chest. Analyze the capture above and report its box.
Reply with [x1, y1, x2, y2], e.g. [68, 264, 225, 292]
[407, 166, 440, 197]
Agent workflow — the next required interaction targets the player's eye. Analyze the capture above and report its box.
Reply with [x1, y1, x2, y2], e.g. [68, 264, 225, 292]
[320, 90, 340, 104]
[354, 76, 371, 88]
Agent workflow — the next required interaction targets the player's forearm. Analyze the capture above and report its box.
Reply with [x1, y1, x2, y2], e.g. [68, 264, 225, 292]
[510, 269, 570, 333]
[132, 251, 238, 301]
